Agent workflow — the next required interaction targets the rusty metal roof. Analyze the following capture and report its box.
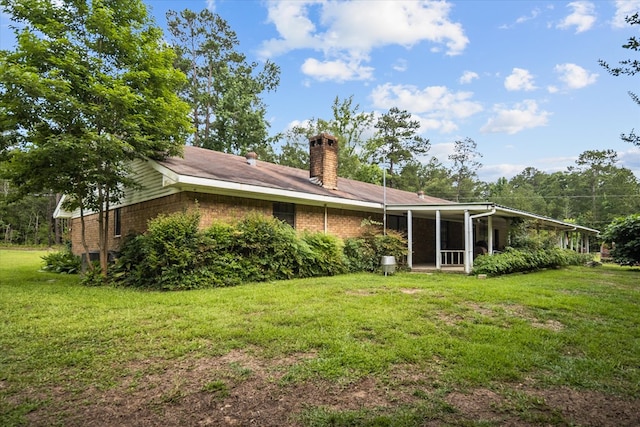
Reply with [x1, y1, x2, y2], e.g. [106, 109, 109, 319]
[158, 146, 454, 206]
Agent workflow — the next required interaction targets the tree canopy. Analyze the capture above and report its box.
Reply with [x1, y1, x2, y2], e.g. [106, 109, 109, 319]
[166, 8, 280, 155]
[0, 0, 192, 273]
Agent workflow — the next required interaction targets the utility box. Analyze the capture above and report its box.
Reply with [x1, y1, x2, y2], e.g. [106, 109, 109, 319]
[381, 256, 396, 276]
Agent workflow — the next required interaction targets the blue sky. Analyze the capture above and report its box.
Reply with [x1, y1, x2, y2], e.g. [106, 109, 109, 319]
[2, 1, 640, 182]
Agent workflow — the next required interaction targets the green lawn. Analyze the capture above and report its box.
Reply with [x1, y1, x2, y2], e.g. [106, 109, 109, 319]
[1, 249, 639, 426]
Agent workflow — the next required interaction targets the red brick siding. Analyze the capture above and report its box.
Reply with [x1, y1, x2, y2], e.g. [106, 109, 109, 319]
[70, 193, 382, 255]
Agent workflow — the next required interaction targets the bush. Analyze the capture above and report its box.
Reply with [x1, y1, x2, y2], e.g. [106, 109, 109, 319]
[300, 232, 347, 277]
[110, 211, 349, 290]
[344, 220, 407, 273]
[110, 210, 213, 290]
[41, 249, 81, 274]
[472, 247, 593, 276]
[602, 214, 640, 266]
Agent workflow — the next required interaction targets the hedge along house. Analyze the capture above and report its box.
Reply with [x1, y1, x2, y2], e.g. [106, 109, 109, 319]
[54, 133, 599, 274]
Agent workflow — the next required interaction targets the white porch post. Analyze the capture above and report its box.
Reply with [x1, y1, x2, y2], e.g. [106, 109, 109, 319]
[487, 215, 494, 255]
[464, 210, 472, 274]
[407, 210, 413, 269]
[435, 210, 442, 270]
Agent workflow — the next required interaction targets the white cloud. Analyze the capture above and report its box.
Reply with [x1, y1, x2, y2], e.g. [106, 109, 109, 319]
[393, 58, 408, 72]
[612, 0, 640, 28]
[554, 63, 598, 89]
[480, 100, 551, 134]
[504, 68, 537, 91]
[500, 7, 542, 29]
[301, 58, 374, 82]
[557, 1, 596, 33]
[459, 70, 479, 84]
[370, 83, 483, 133]
[430, 142, 455, 160]
[618, 147, 640, 175]
[206, 0, 216, 12]
[516, 8, 541, 25]
[260, 0, 469, 82]
[480, 163, 529, 181]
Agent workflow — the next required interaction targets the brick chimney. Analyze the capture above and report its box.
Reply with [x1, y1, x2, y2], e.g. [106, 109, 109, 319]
[309, 133, 338, 190]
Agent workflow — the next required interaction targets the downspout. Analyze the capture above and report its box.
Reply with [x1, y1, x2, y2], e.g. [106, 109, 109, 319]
[407, 210, 413, 269]
[435, 210, 442, 270]
[466, 207, 497, 274]
[324, 204, 328, 234]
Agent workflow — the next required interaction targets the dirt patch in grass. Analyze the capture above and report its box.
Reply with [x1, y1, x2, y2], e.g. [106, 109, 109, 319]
[19, 351, 640, 426]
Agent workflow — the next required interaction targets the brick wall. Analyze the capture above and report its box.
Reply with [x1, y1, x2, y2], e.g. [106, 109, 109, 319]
[69, 193, 382, 255]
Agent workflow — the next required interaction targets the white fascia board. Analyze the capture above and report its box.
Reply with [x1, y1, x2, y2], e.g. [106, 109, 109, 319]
[494, 206, 600, 234]
[53, 195, 73, 218]
[386, 203, 494, 212]
[387, 202, 599, 234]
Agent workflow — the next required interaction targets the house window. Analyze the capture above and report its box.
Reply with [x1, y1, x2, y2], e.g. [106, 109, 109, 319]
[387, 215, 407, 232]
[273, 202, 295, 228]
[114, 208, 122, 237]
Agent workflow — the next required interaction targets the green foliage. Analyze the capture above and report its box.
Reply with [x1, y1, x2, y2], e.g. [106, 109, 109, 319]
[110, 212, 348, 290]
[300, 232, 347, 277]
[344, 220, 408, 273]
[602, 214, 640, 265]
[166, 8, 280, 154]
[110, 210, 215, 290]
[508, 226, 558, 252]
[473, 247, 592, 276]
[41, 250, 81, 274]
[0, 0, 192, 275]
[365, 107, 430, 188]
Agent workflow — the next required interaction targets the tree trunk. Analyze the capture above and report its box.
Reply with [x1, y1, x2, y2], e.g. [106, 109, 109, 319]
[80, 205, 92, 272]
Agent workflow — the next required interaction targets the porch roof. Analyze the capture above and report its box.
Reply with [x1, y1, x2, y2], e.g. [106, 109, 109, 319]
[385, 202, 600, 235]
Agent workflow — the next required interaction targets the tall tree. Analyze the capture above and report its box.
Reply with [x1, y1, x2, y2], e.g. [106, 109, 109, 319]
[599, 13, 640, 147]
[276, 96, 380, 183]
[0, 0, 191, 274]
[365, 107, 429, 188]
[166, 9, 280, 155]
[448, 137, 483, 202]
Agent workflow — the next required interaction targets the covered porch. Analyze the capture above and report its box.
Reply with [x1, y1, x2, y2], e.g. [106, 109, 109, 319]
[386, 202, 600, 274]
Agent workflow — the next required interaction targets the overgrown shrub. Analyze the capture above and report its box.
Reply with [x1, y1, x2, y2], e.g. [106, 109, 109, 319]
[299, 232, 347, 277]
[41, 249, 81, 274]
[602, 214, 640, 266]
[110, 211, 348, 290]
[344, 220, 407, 273]
[473, 247, 593, 276]
[110, 210, 214, 290]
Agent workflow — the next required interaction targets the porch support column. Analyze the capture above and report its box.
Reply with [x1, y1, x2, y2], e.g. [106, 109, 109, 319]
[464, 210, 472, 274]
[487, 215, 494, 255]
[570, 232, 574, 251]
[407, 210, 413, 269]
[435, 210, 442, 270]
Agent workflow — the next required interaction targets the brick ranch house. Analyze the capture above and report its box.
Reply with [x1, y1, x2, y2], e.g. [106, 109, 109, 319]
[55, 133, 599, 274]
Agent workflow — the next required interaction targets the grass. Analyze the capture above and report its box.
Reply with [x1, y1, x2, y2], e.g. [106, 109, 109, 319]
[1, 249, 639, 426]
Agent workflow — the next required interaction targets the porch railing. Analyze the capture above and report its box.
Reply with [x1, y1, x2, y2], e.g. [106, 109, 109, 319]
[440, 250, 465, 266]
